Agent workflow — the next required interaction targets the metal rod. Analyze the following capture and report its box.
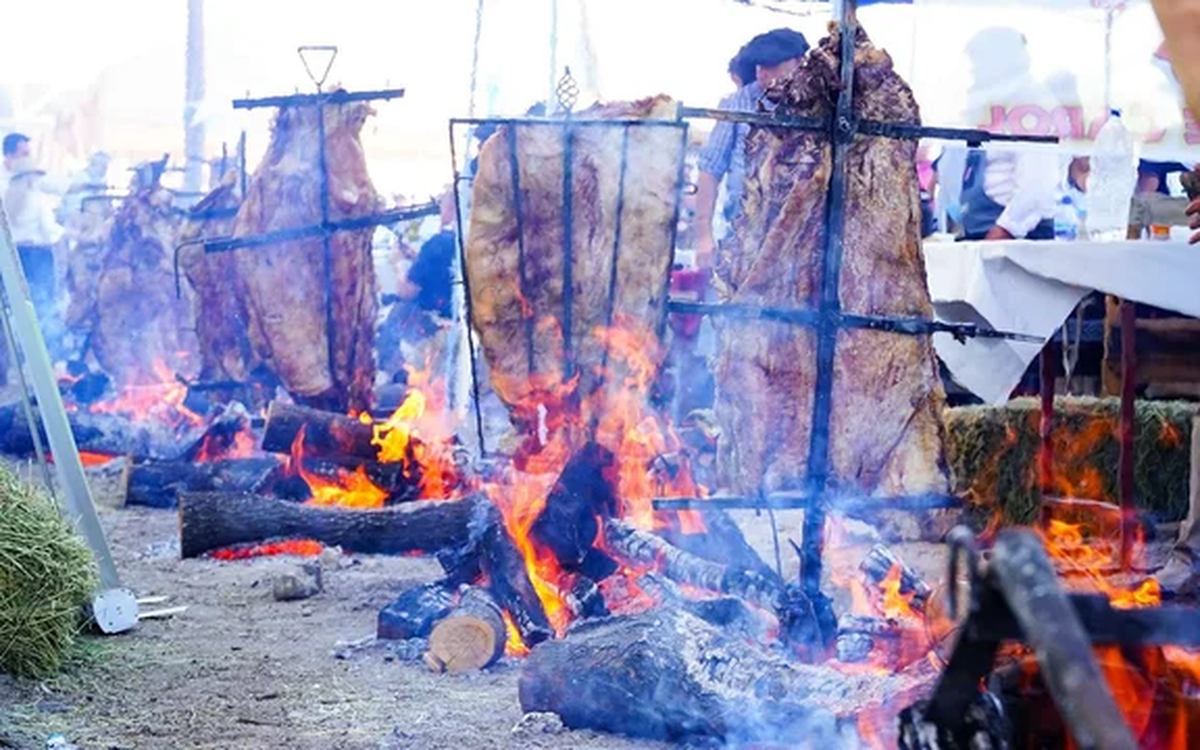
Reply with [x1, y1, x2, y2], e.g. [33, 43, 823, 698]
[231, 87, 405, 110]
[0, 197, 122, 590]
[665, 300, 1041, 343]
[1119, 298, 1137, 571]
[449, 116, 682, 129]
[0, 284, 53, 490]
[988, 529, 1137, 750]
[652, 492, 960, 516]
[600, 126, 631, 374]
[505, 125, 536, 375]
[238, 130, 248, 199]
[313, 100, 339, 397]
[199, 204, 440, 253]
[561, 122, 576, 378]
[447, 123, 487, 455]
[657, 124, 691, 343]
[1039, 343, 1057, 528]
[677, 105, 1059, 146]
[799, 12, 859, 601]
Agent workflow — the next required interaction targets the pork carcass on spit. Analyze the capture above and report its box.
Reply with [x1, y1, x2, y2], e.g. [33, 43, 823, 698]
[90, 172, 199, 387]
[714, 27, 949, 498]
[230, 98, 382, 413]
[179, 171, 256, 386]
[465, 96, 683, 430]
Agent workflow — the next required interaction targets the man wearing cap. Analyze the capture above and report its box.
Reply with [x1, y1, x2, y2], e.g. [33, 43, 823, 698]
[695, 28, 810, 267]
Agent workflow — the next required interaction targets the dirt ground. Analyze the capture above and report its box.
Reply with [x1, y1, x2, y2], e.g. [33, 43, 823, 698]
[0, 501, 680, 750]
[0, 473, 1175, 750]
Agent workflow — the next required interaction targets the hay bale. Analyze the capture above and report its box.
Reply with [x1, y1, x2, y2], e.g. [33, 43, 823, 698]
[0, 465, 97, 678]
[944, 398, 1197, 525]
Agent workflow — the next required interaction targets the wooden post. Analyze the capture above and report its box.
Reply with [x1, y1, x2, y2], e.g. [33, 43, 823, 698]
[184, 0, 206, 193]
[1118, 299, 1137, 571]
[1039, 342, 1058, 528]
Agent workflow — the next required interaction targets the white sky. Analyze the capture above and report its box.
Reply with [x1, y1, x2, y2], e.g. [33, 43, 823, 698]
[0, 0, 1188, 196]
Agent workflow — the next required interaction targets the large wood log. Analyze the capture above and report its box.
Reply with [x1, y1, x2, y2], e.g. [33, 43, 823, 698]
[178, 491, 480, 558]
[260, 400, 377, 459]
[519, 607, 925, 744]
[603, 518, 784, 612]
[127, 457, 280, 509]
[0, 402, 198, 460]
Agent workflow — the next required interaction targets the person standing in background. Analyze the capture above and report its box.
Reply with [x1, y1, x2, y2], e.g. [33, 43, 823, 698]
[5, 156, 65, 352]
[694, 28, 810, 267]
[0, 133, 31, 192]
[956, 28, 1060, 241]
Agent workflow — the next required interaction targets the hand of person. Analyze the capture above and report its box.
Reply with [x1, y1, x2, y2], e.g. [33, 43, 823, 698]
[1188, 197, 1200, 245]
[984, 225, 1015, 241]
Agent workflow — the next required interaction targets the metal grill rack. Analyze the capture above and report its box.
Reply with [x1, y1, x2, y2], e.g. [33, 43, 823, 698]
[449, 1, 1059, 620]
[172, 46, 439, 397]
[448, 97, 691, 450]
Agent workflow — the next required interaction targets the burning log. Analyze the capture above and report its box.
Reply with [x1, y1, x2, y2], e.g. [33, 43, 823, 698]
[126, 457, 280, 509]
[661, 507, 776, 581]
[177, 491, 480, 559]
[0, 403, 197, 461]
[602, 518, 783, 612]
[519, 607, 923, 744]
[477, 509, 555, 646]
[377, 583, 457, 641]
[260, 400, 376, 460]
[424, 587, 507, 673]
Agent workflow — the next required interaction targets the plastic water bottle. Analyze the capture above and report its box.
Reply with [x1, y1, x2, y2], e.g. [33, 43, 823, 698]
[1087, 110, 1137, 241]
[1054, 196, 1079, 240]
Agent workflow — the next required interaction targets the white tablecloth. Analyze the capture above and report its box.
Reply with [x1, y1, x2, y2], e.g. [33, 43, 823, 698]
[924, 240, 1200, 404]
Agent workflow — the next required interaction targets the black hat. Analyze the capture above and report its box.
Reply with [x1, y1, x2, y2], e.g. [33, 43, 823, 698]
[750, 28, 810, 68]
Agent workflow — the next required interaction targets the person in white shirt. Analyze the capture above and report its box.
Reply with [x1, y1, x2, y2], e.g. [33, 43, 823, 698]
[0, 132, 31, 192]
[5, 156, 65, 348]
[958, 28, 1060, 241]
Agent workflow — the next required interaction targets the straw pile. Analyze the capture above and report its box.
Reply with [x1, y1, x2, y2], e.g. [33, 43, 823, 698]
[0, 465, 96, 678]
[945, 398, 1196, 524]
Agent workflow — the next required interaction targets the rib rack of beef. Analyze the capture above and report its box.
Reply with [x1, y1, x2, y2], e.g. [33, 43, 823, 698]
[714, 27, 950, 499]
[464, 96, 685, 430]
[229, 98, 382, 413]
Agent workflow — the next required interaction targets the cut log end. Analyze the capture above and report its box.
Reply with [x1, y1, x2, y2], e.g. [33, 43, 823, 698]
[425, 589, 507, 673]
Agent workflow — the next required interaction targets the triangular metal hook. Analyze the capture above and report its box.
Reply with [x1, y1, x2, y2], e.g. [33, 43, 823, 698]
[298, 45, 338, 91]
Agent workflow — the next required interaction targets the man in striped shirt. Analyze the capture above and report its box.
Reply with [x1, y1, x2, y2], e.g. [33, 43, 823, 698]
[695, 28, 810, 267]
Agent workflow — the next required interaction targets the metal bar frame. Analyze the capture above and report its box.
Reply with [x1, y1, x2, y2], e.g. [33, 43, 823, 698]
[446, 5, 1057, 610]
[171, 76, 408, 403]
[447, 110, 691, 456]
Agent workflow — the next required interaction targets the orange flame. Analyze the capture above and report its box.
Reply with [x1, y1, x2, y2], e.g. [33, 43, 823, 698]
[502, 610, 530, 657]
[371, 364, 462, 500]
[479, 317, 706, 640]
[90, 358, 204, 431]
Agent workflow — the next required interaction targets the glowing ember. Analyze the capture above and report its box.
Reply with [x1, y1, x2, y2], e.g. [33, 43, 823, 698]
[502, 610, 530, 657]
[209, 539, 324, 560]
[48, 451, 118, 467]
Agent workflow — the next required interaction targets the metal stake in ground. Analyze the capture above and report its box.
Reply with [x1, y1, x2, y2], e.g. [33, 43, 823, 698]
[0, 196, 138, 633]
